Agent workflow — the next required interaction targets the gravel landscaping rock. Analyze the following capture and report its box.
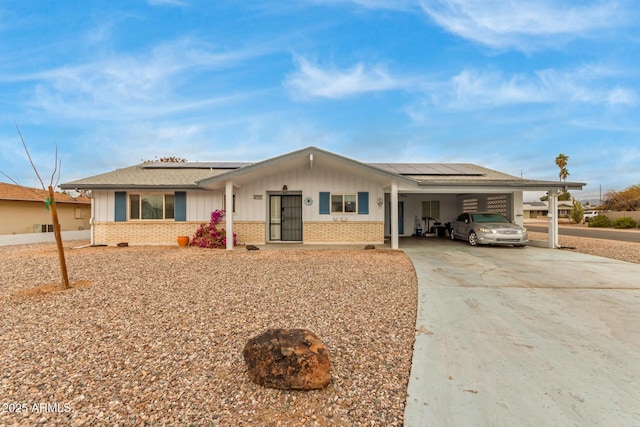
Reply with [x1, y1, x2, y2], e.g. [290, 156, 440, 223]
[0, 242, 417, 426]
[528, 232, 640, 264]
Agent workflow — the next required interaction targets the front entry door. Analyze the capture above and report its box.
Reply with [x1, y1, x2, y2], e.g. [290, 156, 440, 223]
[388, 201, 404, 235]
[270, 195, 302, 241]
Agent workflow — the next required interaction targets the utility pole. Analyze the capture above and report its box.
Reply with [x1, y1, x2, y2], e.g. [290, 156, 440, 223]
[599, 184, 602, 205]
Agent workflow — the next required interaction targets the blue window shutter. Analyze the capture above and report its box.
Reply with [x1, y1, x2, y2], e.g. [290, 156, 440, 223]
[358, 192, 369, 215]
[319, 192, 330, 214]
[175, 191, 187, 221]
[114, 191, 127, 222]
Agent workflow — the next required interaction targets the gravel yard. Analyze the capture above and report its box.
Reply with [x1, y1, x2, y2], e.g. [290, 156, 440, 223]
[528, 232, 640, 264]
[0, 243, 417, 426]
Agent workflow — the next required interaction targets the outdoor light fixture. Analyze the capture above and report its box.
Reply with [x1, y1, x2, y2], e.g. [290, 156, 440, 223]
[282, 185, 288, 193]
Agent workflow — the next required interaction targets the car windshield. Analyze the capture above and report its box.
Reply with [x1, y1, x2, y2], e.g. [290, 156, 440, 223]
[471, 213, 511, 224]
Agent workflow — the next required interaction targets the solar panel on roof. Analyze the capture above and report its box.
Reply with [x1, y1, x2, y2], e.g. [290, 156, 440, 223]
[368, 163, 482, 175]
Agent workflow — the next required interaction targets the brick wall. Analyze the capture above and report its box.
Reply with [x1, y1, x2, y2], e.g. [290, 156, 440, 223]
[94, 220, 383, 245]
[234, 221, 266, 244]
[94, 221, 203, 245]
[303, 221, 384, 243]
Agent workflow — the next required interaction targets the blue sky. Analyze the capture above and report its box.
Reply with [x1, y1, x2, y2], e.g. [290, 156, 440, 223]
[1, 0, 639, 201]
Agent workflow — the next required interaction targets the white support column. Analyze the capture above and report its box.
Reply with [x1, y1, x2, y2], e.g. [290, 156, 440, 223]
[391, 181, 399, 250]
[547, 190, 559, 249]
[225, 180, 234, 250]
[512, 191, 524, 227]
[90, 199, 95, 246]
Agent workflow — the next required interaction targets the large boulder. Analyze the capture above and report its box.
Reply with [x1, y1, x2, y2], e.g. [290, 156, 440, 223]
[243, 328, 331, 390]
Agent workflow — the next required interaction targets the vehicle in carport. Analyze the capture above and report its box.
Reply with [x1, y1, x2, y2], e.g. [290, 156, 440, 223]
[451, 212, 528, 247]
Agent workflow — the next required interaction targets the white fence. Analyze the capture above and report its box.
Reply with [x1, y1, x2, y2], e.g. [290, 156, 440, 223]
[0, 230, 91, 247]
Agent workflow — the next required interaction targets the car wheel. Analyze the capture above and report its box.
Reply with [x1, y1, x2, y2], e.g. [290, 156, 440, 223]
[468, 231, 478, 246]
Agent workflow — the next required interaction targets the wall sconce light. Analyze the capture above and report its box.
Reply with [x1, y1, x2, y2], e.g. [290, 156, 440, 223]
[282, 185, 288, 194]
[377, 197, 383, 207]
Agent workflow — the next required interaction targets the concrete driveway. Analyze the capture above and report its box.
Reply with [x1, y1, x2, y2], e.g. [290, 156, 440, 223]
[401, 238, 640, 427]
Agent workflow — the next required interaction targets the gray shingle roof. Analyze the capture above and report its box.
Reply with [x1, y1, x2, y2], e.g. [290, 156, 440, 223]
[369, 163, 483, 176]
[61, 164, 232, 189]
[60, 149, 585, 191]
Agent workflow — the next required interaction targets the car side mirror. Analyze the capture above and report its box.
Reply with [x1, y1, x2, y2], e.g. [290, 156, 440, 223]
[464, 219, 469, 224]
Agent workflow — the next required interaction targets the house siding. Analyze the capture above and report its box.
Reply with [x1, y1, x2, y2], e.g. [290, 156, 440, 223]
[229, 163, 385, 223]
[92, 189, 219, 223]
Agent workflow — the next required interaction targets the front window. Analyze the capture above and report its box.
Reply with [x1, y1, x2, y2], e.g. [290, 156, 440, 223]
[331, 194, 357, 213]
[129, 194, 175, 220]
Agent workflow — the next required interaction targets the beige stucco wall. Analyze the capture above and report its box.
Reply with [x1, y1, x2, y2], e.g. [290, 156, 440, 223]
[603, 211, 640, 222]
[0, 200, 91, 235]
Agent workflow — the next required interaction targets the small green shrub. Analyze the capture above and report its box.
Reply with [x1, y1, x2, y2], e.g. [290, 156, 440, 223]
[587, 215, 612, 228]
[570, 199, 584, 224]
[612, 217, 637, 229]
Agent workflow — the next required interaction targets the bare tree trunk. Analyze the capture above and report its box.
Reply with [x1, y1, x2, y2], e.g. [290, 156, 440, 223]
[49, 186, 70, 289]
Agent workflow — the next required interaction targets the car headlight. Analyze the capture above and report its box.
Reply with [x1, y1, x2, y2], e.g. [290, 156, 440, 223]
[521, 227, 527, 233]
[477, 227, 493, 233]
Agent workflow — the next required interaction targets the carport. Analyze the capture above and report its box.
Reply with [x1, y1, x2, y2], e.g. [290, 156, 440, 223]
[374, 162, 585, 249]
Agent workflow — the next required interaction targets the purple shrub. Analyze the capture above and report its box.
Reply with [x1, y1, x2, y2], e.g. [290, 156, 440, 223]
[191, 209, 237, 248]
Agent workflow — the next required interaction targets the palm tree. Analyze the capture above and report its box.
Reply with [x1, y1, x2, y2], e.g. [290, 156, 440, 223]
[555, 154, 569, 181]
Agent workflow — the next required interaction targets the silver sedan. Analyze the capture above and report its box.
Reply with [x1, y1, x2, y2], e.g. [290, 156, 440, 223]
[451, 212, 528, 247]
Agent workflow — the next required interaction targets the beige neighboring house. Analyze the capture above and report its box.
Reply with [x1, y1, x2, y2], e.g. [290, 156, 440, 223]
[523, 200, 574, 219]
[0, 182, 91, 235]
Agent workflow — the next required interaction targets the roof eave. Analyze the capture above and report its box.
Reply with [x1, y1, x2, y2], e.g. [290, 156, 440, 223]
[417, 180, 586, 190]
[59, 184, 202, 190]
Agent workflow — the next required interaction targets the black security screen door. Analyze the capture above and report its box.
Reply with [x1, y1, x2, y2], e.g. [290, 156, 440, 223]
[270, 195, 302, 241]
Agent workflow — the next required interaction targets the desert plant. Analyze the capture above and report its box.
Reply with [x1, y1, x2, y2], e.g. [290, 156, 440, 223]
[0, 123, 70, 288]
[191, 209, 237, 248]
[570, 199, 584, 224]
[612, 217, 637, 229]
[587, 215, 612, 228]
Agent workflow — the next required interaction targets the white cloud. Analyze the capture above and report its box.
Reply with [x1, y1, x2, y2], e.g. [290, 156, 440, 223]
[284, 57, 403, 99]
[607, 87, 639, 106]
[419, 0, 628, 50]
[433, 66, 639, 109]
[23, 38, 261, 120]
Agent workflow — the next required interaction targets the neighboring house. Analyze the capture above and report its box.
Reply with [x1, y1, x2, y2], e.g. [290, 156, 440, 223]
[60, 147, 584, 249]
[0, 182, 91, 235]
[523, 201, 574, 219]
